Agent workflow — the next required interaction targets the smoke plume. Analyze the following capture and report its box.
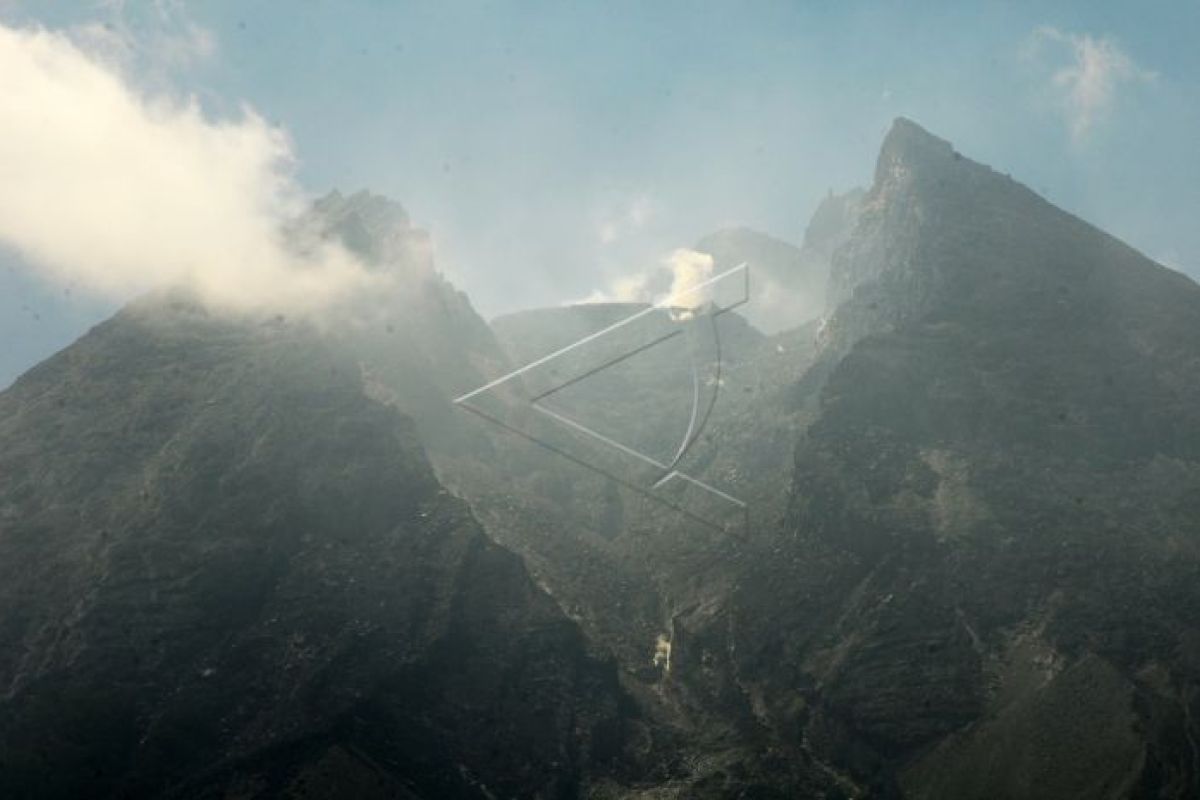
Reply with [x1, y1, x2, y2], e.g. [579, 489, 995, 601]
[0, 22, 374, 313]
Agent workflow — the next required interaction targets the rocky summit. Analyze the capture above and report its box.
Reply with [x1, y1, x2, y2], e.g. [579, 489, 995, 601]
[2, 119, 1200, 798]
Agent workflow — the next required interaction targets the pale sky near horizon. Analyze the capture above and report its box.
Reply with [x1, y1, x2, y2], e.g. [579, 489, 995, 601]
[2, 1, 1198, 387]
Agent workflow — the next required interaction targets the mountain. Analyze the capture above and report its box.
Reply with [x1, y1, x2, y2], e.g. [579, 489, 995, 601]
[445, 119, 1200, 798]
[0, 195, 829, 799]
[0, 296, 628, 799]
[716, 119, 1200, 797]
[5, 119, 1200, 799]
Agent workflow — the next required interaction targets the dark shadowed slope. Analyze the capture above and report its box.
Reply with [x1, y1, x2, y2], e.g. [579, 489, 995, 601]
[0, 296, 627, 799]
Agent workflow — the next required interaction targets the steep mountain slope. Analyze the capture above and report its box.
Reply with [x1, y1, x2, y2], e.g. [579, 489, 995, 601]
[0, 296, 628, 799]
[713, 119, 1200, 797]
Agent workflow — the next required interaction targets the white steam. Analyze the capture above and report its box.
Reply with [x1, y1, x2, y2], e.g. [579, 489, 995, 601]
[0, 22, 374, 312]
[662, 248, 714, 309]
[581, 247, 714, 311]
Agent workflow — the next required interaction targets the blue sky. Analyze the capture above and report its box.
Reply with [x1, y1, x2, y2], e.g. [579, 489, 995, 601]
[2, 1, 1198, 387]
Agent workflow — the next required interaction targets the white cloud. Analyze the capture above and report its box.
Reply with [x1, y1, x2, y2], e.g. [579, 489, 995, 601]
[1026, 26, 1155, 141]
[0, 22, 374, 312]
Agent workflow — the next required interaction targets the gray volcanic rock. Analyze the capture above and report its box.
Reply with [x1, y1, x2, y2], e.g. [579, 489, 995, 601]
[0, 296, 627, 799]
[721, 119, 1200, 797]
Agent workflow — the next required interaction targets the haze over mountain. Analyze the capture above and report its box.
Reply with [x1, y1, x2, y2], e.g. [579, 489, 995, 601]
[3, 117, 1200, 799]
[693, 189, 863, 334]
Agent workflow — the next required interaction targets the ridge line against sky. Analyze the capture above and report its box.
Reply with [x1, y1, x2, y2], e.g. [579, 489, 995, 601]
[1, 1, 1198, 388]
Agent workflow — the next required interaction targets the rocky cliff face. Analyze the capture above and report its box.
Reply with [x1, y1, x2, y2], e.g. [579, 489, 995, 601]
[720, 119, 1200, 797]
[0, 296, 627, 799]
